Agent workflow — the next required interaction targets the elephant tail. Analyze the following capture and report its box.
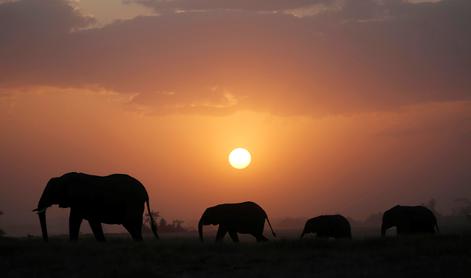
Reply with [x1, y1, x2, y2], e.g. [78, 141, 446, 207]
[265, 216, 277, 238]
[146, 199, 159, 240]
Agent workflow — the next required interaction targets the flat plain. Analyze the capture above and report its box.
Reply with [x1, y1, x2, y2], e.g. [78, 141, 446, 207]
[1, 234, 471, 278]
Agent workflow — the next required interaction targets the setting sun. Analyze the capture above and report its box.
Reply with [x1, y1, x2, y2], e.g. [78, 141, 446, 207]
[228, 148, 252, 169]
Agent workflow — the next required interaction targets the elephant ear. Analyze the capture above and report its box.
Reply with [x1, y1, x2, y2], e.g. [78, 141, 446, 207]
[203, 207, 220, 225]
[58, 188, 71, 208]
[56, 176, 73, 208]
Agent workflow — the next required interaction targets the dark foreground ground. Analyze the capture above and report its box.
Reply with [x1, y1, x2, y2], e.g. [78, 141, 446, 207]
[1, 235, 471, 278]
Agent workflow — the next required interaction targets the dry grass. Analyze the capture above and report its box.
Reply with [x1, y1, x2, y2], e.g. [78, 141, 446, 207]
[1, 235, 471, 278]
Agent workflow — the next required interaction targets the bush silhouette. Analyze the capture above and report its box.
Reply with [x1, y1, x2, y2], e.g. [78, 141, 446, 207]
[143, 210, 188, 233]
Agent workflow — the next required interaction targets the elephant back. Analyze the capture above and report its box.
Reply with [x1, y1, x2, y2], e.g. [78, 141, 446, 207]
[215, 201, 267, 225]
[66, 173, 149, 209]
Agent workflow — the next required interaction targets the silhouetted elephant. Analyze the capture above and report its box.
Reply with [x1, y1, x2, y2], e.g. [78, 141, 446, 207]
[300, 215, 352, 239]
[381, 205, 439, 236]
[33, 172, 159, 242]
[198, 201, 276, 242]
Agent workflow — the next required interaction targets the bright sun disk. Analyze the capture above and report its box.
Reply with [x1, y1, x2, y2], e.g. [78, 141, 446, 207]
[228, 148, 252, 169]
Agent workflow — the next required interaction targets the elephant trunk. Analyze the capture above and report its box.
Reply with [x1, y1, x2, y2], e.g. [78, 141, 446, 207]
[34, 194, 51, 242]
[34, 183, 53, 242]
[38, 210, 48, 242]
[198, 219, 204, 242]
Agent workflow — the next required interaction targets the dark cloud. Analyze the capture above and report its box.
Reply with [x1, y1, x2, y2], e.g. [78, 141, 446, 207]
[0, 0, 94, 36]
[126, 0, 336, 12]
[0, 0, 470, 115]
[126, 0, 444, 14]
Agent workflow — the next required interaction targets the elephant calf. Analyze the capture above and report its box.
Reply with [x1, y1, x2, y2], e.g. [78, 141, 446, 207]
[199, 201, 276, 242]
[300, 215, 352, 239]
[381, 205, 439, 236]
[33, 172, 159, 242]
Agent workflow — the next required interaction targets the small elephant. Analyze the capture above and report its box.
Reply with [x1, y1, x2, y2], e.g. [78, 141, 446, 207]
[33, 172, 159, 241]
[198, 201, 276, 242]
[300, 215, 352, 239]
[381, 205, 439, 236]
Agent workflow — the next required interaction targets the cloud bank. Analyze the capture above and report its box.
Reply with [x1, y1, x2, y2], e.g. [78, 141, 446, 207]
[1, 0, 470, 115]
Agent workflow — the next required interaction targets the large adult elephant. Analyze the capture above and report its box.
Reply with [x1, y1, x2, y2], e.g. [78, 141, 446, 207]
[300, 215, 352, 239]
[198, 201, 276, 242]
[381, 205, 439, 236]
[33, 172, 159, 242]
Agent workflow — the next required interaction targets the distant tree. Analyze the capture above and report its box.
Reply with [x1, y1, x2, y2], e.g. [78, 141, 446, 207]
[144, 210, 160, 225]
[142, 210, 160, 234]
[159, 218, 167, 228]
[171, 220, 186, 232]
[173, 220, 184, 229]
[143, 211, 188, 233]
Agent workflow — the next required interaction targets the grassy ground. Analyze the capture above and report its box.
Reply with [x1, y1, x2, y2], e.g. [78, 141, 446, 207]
[1, 235, 470, 278]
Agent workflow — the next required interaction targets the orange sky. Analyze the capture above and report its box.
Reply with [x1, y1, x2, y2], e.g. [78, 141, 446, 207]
[0, 0, 470, 235]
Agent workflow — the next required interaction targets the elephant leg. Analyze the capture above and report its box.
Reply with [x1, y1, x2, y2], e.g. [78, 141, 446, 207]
[123, 222, 143, 241]
[215, 225, 227, 242]
[228, 231, 239, 243]
[255, 234, 268, 242]
[133, 222, 143, 241]
[69, 209, 82, 241]
[88, 220, 106, 242]
[254, 223, 268, 242]
[123, 207, 144, 241]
